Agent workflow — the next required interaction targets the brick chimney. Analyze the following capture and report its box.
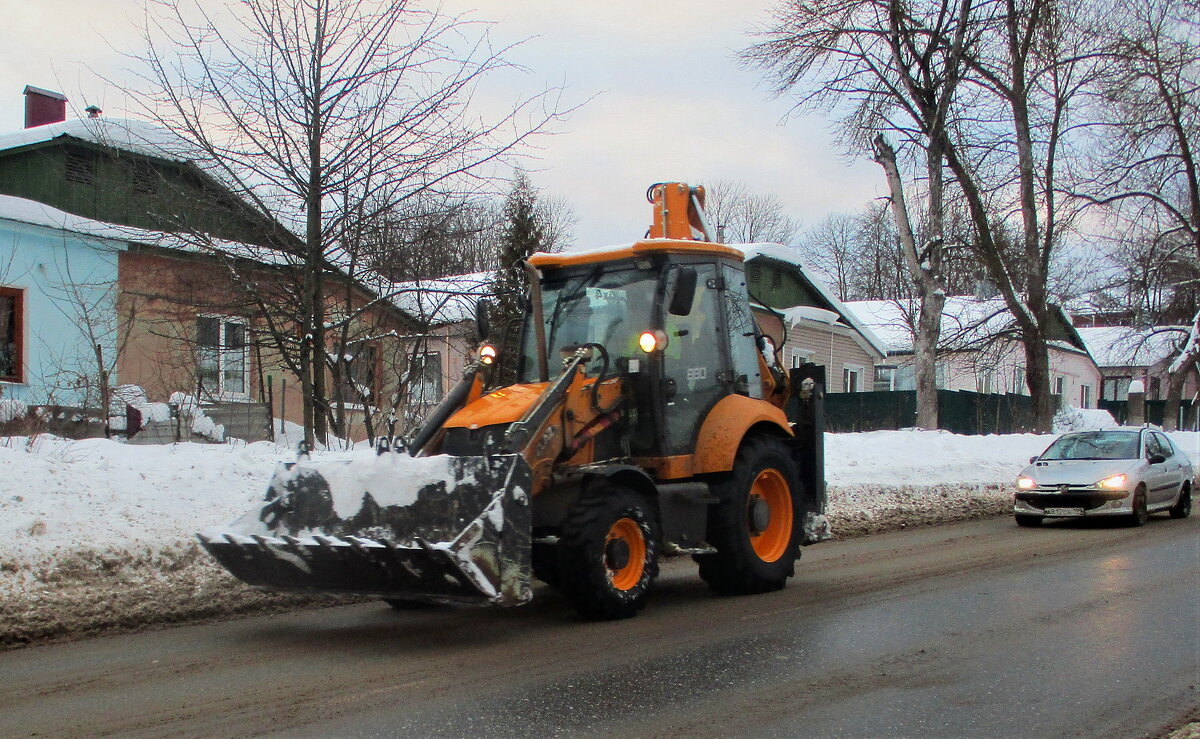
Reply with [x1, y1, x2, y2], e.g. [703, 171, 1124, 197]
[23, 85, 68, 128]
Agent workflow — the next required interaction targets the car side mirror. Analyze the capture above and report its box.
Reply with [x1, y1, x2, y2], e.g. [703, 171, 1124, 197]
[475, 299, 491, 341]
[668, 267, 698, 316]
[1029, 456, 1039, 464]
[1149, 454, 1166, 465]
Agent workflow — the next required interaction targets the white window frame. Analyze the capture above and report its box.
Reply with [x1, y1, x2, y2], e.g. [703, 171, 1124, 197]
[1080, 384, 1092, 409]
[874, 365, 897, 392]
[788, 349, 811, 369]
[842, 363, 864, 393]
[197, 315, 250, 399]
[409, 351, 443, 406]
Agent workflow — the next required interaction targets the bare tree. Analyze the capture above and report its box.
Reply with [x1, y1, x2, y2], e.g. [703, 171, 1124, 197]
[132, 0, 565, 445]
[704, 179, 800, 245]
[744, 0, 977, 428]
[39, 245, 137, 433]
[796, 212, 861, 299]
[1081, 0, 1200, 428]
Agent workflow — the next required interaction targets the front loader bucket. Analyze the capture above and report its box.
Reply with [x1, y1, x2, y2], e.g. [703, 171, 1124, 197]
[199, 451, 533, 606]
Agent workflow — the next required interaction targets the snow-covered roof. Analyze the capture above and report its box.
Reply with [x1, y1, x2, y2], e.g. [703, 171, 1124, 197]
[844, 297, 1030, 354]
[383, 272, 497, 326]
[0, 117, 203, 165]
[1076, 326, 1187, 368]
[738, 242, 890, 358]
[0, 193, 294, 265]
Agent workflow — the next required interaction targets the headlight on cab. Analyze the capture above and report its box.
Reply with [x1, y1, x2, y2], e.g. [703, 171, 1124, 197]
[479, 344, 498, 365]
[1095, 474, 1127, 490]
[1017, 476, 1037, 490]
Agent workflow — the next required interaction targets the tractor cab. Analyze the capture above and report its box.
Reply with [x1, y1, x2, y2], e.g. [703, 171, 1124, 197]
[523, 241, 770, 461]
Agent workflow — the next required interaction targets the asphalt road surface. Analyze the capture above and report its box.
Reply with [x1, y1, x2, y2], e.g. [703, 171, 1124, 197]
[2, 515, 1197, 738]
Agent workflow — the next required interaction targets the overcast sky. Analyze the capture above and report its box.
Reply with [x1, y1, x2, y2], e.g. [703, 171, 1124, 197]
[0, 1, 884, 247]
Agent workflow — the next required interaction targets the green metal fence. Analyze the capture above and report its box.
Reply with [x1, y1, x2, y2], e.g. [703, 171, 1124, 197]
[1097, 399, 1197, 430]
[824, 389, 1039, 434]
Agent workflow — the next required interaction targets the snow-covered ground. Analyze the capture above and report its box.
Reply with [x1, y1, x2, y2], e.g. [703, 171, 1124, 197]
[4, 426, 1196, 566]
[1, 425, 1196, 647]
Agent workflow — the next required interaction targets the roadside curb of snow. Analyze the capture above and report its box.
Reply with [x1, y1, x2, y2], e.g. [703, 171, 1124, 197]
[0, 482, 1013, 650]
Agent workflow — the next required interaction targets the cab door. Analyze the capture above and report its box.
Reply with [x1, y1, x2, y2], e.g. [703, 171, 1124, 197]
[661, 262, 728, 456]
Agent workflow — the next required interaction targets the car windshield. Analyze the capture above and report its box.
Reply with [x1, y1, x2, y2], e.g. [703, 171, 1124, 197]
[1039, 431, 1140, 461]
[517, 265, 659, 382]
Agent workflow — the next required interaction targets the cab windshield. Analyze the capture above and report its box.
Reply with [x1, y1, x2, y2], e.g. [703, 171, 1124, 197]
[1039, 431, 1140, 461]
[518, 265, 659, 382]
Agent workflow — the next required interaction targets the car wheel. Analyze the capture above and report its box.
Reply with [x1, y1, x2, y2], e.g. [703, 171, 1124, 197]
[1015, 514, 1042, 527]
[1168, 483, 1192, 520]
[1128, 487, 1149, 527]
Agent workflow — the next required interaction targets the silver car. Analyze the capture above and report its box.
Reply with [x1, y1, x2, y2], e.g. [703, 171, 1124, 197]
[1014, 428, 1194, 526]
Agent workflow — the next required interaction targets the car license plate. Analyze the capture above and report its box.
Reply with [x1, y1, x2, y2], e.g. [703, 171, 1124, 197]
[1044, 507, 1084, 517]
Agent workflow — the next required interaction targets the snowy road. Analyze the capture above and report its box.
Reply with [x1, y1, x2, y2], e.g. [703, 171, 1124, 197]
[1, 515, 1196, 738]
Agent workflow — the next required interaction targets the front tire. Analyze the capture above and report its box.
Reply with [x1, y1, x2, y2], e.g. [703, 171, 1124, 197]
[696, 436, 802, 595]
[1128, 487, 1149, 527]
[1168, 483, 1192, 519]
[558, 479, 660, 620]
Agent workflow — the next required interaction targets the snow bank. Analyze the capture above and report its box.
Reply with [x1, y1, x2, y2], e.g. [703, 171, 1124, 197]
[2, 428, 1196, 568]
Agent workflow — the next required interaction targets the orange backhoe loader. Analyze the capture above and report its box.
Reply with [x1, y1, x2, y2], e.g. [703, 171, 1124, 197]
[200, 182, 830, 620]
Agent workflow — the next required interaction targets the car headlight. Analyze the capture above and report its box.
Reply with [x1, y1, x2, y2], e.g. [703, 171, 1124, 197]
[1017, 476, 1037, 490]
[1095, 474, 1127, 490]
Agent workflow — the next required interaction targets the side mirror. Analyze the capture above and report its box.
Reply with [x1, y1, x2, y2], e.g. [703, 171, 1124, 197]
[1149, 454, 1166, 465]
[1029, 456, 1038, 464]
[668, 267, 698, 316]
[475, 299, 491, 341]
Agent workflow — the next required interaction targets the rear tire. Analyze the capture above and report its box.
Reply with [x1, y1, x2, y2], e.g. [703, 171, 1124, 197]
[1168, 483, 1192, 519]
[1128, 487, 1149, 527]
[558, 479, 660, 620]
[696, 436, 801, 595]
[1015, 514, 1042, 527]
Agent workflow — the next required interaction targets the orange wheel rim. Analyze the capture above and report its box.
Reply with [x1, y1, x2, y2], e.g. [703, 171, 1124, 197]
[605, 517, 646, 591]
[748, 469, 793, 563]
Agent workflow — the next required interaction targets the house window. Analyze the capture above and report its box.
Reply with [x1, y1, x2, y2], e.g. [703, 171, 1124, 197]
[409, 352, 443, 405]
[65, 151, 95, 185]
[772, 270, 782, 288]
[1102, 376, 1131, 401]
[788, 349, 810, 369]
[132, 161, 158, 194]
[978, 370, 994, 395]
[1053, 376, 1065, 397]
[1149, 376, 1161, 400]
[1080, 384, 1092, 409]
[0, 287, 22, 383]
[874, 365, 896, 391]
[749, 265, 762, 283]
[339, 344, 377, 404]
[197, 317, 248, 397]
[842, 365, 863, 392]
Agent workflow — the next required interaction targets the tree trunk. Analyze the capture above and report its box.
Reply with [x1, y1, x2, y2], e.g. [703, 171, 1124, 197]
[873, 135, 944, 429]
[1022, 325, 1058, 431]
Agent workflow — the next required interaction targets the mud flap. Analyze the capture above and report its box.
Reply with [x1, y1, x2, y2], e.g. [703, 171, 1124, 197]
[199, 452, 533, 606]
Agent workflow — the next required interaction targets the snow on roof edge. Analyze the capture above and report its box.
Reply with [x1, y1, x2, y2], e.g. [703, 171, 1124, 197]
[738, 242, 890, 358]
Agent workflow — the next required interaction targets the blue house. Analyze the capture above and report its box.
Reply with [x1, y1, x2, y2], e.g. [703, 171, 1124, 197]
[0, 195, 128, 406]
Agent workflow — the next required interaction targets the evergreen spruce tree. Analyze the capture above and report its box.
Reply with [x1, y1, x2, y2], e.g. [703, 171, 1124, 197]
[494, 170, 547, 382]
